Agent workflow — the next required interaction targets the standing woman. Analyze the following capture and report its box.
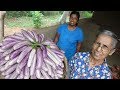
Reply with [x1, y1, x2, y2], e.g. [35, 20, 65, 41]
[54, 11, 84, 61]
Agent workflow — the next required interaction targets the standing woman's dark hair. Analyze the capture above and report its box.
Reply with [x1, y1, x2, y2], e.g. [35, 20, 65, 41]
[70, 11, 80, 25]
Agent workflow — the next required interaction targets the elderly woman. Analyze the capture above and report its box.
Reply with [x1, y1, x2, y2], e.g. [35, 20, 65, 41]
[69, 30, 119, 79]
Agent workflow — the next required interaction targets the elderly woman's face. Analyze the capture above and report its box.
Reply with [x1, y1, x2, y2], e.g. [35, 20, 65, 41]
[91, 34, 115, 61]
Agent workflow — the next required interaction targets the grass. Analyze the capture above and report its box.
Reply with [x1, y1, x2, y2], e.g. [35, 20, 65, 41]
[41, 14, 61, 27]
[4, 17, 34, 28]
[4, 14, 62, 28]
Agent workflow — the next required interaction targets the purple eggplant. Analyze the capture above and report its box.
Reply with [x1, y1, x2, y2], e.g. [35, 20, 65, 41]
[13, 41, 29, 50]
[41, 69, 50, 79]
[17, 46, 32, 63]
[36, 48, 43, 69]
[14, 32, 24, 37]
[31, 31, 39, 42]
[0, 60, 7, 67]
[22, 30, 34, 42]
[39, 34, 45, 42]
[24, 66, 30, 79]
[44, 57, 56, 70]
[38, 34, 42, 43]
[1, 41, 17, 50]
[35, 69, 41, 79]
[4, 64, 17, 75]
[27, 49, 36, 67]
[9, 35, 26, 41]
[10, 46, 27, 59]
[2, 48, 14, 57]
[9, 70, 19, 79]
[41, 45, 47, 58]
[30, 73, 37, 79]
[30, 53, 36, 76]
[18, 52, 29, 70]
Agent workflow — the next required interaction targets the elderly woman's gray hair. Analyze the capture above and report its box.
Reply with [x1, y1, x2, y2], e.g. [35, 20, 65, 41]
[97, 30, 119, 49]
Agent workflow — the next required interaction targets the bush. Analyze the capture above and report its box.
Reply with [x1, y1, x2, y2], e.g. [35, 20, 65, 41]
[41, 11, 61, 16]
[82, 11, 93, 18]
[31, 11, 44, 28]
[6, 11, 31, 18]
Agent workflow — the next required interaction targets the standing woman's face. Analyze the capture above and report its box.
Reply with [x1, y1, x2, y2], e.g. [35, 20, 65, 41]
[69, 14, 78, 26]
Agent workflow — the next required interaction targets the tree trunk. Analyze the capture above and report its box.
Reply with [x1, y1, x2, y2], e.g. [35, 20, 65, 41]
[59, 11, 71, 24]
[0, 11, 6, 42]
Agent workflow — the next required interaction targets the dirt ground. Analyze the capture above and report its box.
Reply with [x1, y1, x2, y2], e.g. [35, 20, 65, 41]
[0, 18, 119, 79]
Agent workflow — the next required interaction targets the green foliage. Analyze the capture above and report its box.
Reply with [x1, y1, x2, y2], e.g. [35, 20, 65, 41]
[6, 11, 31, 18]
[31, 11, 44, 28]
[4, 12, 62, 28]
[82, 11, 93, 18]
[41, 11, 61, 16]
[4, 17, 34, 28]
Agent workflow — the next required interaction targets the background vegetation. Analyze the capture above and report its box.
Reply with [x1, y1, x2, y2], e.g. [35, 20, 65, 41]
[5, 11, 93, 29]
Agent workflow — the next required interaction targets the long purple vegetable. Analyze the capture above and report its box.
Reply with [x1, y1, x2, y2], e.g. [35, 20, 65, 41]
[44, 57, 56, 69]
[46, 63, 52, 76]
[26, 30, 35, 39]
[41, 61, 48, 72]
[39, 34, 45, 42]
[0, 48, 5, 53]
[0, 60, 12, 72]
[31, 73, 37, 79]
[30, 53, 36, 76]
[24, 66, 30, 79]
[1, 41, 17, 50]
[46, 48, 60, 65]
[38, 34, 42, 43]
[31, 31, 39, 42]
[17, 46, 32, 63]
[14, 32, 24, 37]
[4, 64, 17, 75]
[3, 37, 19, 43]
[8, 56, 18, 66]
[2, 48, 14, 57]
[13, 41, 29, 50]
[0, 60, 7, 67]
[19, 68, 24, 79]
[47, 47, 62, 63]
[18, 53, 29, 70]
[36, 48, 43, 69]
[5, 55, 10, 61]
[27, 48, 36, 67]
[22, 30, 34, 42]
[41, 69, 50, 79]
[35, 69, 41, 79]
[41, 45, 47, 58]
[10, 46, 27, 59]
[9, 70, 19, 79]
[9, 35, 26, 41]
[4, 74, 11, 79]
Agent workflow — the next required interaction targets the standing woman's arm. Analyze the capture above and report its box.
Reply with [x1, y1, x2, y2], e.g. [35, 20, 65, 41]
[76, 42, 82, 52]
[53, 32, 60, 44]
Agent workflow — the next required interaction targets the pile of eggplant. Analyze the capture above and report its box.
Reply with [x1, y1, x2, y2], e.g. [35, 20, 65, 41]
[0, 30, 66, 79]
